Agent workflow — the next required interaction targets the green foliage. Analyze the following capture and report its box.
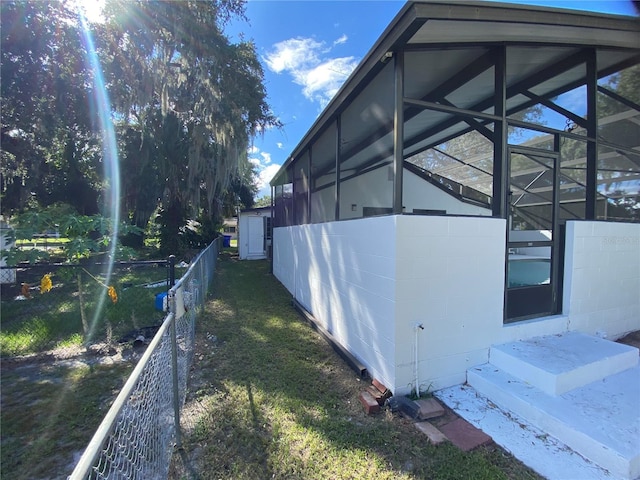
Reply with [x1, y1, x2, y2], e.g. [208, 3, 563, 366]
[1, 1, 102, 216]
[98, 0, 280, 246]
[2, 0, 280, 253]
[0, 266, 167, 355]
[4, 204, 143, 264]
[254, 196, 272, 207]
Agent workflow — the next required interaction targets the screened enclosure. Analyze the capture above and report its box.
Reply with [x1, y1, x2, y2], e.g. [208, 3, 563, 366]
[270, 2, 639, 322]
[271, 4, 639, 227]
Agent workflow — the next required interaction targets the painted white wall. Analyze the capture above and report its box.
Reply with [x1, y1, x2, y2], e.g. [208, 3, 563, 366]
[274, 215, 506, 395]
[239, 210, 271, 260]
[563, 221, 640, 339]
[273, 216, 640, 396]
[394, 216, 506, 393]
[273, 216, 398, 390]
[403, 169, 492, 216]
[307, 165, 491, 224]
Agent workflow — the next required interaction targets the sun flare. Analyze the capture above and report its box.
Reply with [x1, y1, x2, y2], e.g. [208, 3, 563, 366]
[69, 0, 105, 24]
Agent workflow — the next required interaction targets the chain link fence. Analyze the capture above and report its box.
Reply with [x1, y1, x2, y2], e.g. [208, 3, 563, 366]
[1, 259, 173, 353]
[68, 237, 221, 479]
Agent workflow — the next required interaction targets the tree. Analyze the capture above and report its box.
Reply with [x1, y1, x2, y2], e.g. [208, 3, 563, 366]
[1, 1, 102, 216]
[3, 203, 141, 265]
[254, 196, 272, 208]
[97, 0, 279, 251]
[2, 0, 279, 254]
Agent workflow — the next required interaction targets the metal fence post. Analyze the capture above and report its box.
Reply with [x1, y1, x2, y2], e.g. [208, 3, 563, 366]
[67, 242, 218, 478]
[169, 255, 176, 288]
[168, 255, 182, 449]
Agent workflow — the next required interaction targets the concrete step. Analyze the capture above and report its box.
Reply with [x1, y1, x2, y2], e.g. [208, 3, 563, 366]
[467, 362, 640, 480]
[489, 331, 638, 396]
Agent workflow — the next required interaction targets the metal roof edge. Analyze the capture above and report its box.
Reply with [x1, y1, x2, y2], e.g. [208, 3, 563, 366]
[271, 1, 417, 185]
[270, 0, 639, 186]
[240, 206, 271, 214]
[412, 1, 640, 30]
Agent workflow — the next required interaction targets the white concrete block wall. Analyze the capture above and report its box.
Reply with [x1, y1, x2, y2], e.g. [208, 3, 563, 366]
[273, 216, 640, 396]
[308, 166, 492, 224]
[563, 221, 640, 339]
[272, 227, 296, 294]
[273, 217, 398, 390]
[339, 167, 393, 220]
[274, 215, 507, 395]
[394, 216, 506, 394]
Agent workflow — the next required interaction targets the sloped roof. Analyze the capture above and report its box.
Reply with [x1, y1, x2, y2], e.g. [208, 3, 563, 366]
[271, 1, 639, 186]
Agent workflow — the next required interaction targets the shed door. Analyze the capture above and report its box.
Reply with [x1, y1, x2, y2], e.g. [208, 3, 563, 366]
[247, 216, 265, 257]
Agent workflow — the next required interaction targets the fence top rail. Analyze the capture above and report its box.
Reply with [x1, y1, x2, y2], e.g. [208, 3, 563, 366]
[170, 238, 218, 293]
[67, 311, 175, 480]
[1, 260, 169, 270]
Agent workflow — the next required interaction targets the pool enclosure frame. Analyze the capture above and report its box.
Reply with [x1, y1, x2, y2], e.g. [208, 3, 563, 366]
[270, 1, 639, 394]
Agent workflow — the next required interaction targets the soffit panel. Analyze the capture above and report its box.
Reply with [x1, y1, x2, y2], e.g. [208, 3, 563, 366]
[408, 19, 640, 50]
[445, 67, 495, 111]
[404, 48, 488, 100]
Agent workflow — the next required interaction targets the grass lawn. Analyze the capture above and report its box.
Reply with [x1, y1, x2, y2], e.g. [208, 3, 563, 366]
[1, 362, 133, 479]
[170, 251, 542, 480]
[0, 260, 185, 479]
[1, 265, 175, 356]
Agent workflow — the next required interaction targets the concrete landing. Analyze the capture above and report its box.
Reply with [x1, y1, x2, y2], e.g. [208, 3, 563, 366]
[457, 332, 640, 480]
[467, 363, 640, 479]
[490, 331, 639, 396]
[435, 384, 616, 480]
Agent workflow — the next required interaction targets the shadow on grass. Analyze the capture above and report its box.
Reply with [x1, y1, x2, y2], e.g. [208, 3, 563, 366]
[171, 251, 541, 480]
[1, 363, 133, 480]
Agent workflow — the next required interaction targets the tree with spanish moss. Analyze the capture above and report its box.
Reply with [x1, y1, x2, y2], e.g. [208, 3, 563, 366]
[98, 0, 279, 252]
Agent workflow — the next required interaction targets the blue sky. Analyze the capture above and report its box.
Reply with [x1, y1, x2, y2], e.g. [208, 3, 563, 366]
[226, 0, 638, 198]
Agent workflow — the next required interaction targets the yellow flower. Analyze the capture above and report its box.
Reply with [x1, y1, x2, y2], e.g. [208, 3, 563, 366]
[40, 274, 52, 294]
[108, 286, 118, 304]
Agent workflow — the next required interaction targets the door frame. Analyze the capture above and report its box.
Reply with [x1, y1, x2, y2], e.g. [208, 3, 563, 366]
[247, 215, 266, 258]
[505, 145, 562, 322]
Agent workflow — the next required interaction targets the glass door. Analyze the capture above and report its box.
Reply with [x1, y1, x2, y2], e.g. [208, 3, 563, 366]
[506, 147, 560, 322]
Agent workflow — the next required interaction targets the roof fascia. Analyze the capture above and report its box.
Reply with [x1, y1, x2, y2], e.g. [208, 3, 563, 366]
[411, 1, 640, 32]
[271, 2, 424, 185]
[270, 0, 640, 186]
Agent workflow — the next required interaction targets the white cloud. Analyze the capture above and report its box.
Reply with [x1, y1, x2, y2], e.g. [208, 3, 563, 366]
[302, 57, 358, 106]
[257, 164, 282, 191]
[248, 148, 279, 194]
[334, 34, 348, 46]
[264, 35, 358, 108]
[276, 142, 284, 149]
[264, 37, 322, 74]
[248, 145, 259, 154]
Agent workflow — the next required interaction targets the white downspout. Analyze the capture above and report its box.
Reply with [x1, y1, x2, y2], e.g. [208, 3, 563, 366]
[414, 322, 424, 396]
